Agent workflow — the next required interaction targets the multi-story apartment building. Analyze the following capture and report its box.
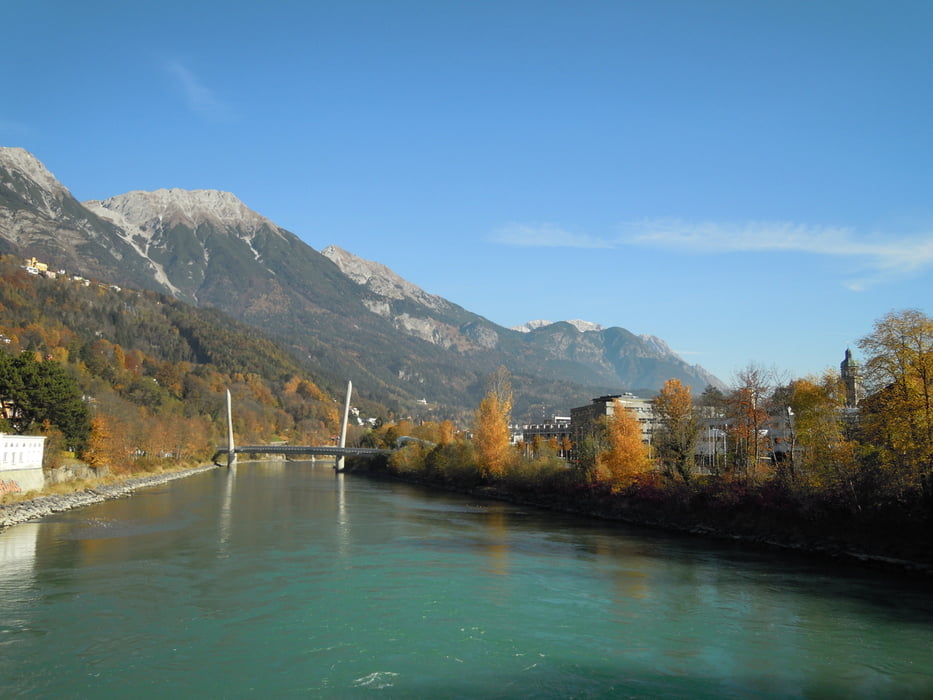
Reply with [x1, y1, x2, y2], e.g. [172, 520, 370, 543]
[570, 393, 656, 446]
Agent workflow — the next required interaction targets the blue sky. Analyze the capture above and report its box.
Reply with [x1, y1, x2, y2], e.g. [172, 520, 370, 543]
[4, 1, 931, 385]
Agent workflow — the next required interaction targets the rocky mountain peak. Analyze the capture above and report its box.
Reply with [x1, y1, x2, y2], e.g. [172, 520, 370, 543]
[85, 188, 277, 236]
[0, 147, 74, 218]
[322, 245, 449, 312]
[0, 147, 67, 195]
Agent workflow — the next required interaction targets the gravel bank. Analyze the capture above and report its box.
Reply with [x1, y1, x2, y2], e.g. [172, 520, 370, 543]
[0, 464, 218, 531]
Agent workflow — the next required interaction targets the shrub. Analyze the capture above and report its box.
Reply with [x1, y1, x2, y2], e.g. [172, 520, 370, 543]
[426, 441, 482, 488]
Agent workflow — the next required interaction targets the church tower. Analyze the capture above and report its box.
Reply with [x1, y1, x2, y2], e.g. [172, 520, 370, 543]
[840, 348, 862, 408]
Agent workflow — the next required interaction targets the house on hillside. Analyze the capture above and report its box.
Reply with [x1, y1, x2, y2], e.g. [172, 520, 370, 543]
[22, 257, 60, 279]
[23, 256, 47, 274]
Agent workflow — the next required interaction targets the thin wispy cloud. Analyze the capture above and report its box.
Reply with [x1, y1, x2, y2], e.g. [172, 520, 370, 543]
[621, 218, 933, 290]
[493, 217, 933, 289]
[163, 60, 230, 120]
[491, 223, 613, 249]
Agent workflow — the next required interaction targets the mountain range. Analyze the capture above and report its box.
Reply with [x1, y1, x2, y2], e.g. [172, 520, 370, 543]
[0, 147, 723, 420]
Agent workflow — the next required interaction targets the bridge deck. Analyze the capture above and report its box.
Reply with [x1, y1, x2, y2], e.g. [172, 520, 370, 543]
[219, 445, 391, 457]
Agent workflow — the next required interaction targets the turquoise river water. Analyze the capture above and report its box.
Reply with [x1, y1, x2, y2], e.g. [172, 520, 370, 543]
[1, 461, 932, 698]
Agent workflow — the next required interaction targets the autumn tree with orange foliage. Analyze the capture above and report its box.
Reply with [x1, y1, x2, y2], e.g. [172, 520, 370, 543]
[82, 414, 134, 472]
[473, 366, 514, 478]
[727, 364, 773, 481]
[597, 399, 651, 489]
[81, 415, 110, 468]
[438, 419, 456, 445]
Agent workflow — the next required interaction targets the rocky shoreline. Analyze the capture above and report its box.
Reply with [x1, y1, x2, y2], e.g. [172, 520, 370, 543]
[0, 464, 218, 531]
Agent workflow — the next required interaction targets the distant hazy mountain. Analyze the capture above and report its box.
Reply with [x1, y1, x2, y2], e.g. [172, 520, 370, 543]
[0, 147, 724, 418]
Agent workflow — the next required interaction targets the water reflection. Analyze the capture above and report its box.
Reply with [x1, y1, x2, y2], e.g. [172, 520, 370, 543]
[0, 522, 38, 589]
[218, 464, 236, 557]
[483, 507, 510, 577]
[336, 467, 349, 558]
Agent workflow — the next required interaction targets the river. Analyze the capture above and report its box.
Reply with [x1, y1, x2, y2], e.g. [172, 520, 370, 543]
[1, 461, 931, 698]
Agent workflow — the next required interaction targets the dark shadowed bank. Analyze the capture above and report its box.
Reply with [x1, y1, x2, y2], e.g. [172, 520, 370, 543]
[345, 456, 933, 579]
[0, 464, 218, 530]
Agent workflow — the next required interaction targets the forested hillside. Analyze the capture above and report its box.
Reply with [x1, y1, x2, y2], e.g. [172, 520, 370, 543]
[0, 256, 344, 472]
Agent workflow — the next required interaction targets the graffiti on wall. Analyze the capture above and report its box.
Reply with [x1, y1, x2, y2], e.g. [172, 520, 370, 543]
[0, 479, 22, 495]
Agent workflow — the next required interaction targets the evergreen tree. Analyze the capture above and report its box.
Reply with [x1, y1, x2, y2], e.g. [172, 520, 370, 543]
[0, 351, 91, 450]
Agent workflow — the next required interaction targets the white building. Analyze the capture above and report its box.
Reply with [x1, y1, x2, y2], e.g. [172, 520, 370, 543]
[0, 434, 46, 494]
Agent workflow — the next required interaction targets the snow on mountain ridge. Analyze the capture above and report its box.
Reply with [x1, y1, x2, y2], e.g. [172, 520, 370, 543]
[85, 188, 285, 271]
[512, 319, 605, 333]
[639, 334, 674, 356]
[87, 189, 277, 233]
[82, 199, 182, 296]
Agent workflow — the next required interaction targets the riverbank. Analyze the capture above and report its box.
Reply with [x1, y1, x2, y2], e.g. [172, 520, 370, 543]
[350, 462, 933, 578]
[499, 484, 933, 578]
[0, 463, 218, 531]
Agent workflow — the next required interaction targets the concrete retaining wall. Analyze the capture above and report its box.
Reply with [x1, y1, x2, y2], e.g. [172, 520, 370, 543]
[0, 469, 44, 495]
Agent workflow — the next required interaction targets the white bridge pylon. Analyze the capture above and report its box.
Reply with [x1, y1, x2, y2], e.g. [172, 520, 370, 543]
[336, 380, 352, 472]
[226, 389, 236, 468]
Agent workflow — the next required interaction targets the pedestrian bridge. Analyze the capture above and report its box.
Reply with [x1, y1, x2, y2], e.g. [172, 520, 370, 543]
[212, 444, 390, 464]
[216, 381, 390, 471]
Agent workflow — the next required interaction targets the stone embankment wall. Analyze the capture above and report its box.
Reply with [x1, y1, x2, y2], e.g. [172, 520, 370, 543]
[0, 464, 217, 531]
[44, 464, 110, 485]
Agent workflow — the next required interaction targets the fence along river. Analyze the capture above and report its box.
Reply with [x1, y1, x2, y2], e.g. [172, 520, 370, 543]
[1, 461, 932, 698]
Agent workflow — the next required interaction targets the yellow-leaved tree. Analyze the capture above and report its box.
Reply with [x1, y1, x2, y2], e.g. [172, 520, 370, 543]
[598, 399, 651, 489]
[473, 366, 514, 478]
[653, 378, 699, 483]
[858, 309, 933, 488]
[786, 372, 856, 495]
